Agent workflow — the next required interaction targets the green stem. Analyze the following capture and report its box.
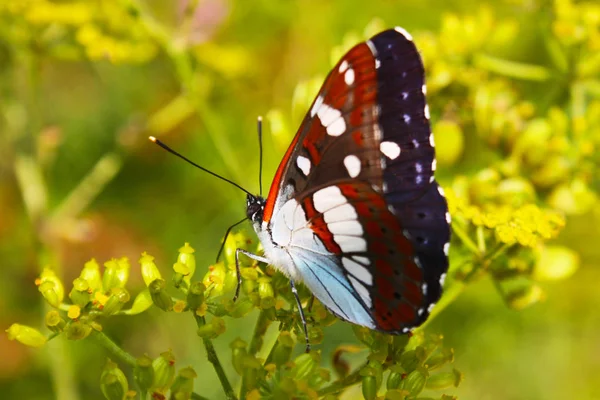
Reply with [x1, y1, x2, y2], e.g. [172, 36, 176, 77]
[194, 315, 237, 400]
[317, 368, 362, 396]
[249, 310, 269, 356]
[90, 330, 137, 367]
[451, 223, 480, 255]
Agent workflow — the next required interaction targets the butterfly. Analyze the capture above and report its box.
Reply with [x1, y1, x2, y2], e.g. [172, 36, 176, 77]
[152, 27, 450, 348]
[242, 28, 450, 337]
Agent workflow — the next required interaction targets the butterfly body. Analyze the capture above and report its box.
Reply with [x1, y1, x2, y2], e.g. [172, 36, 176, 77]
[246, 27, 450, 334]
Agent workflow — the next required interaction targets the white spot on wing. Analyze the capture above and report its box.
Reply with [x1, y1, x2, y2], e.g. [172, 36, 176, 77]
[296, 155, 311, 176]
[335, 235, 367, 253]
[311, 95, 324, 118]
[339, 60, 348, 73]
[424, 104, 430, 119]
[445, 212, 452, 223]
[439, 273, 447, 287]
[366, 40, 378, 56]
[328, 220, 363, 236]
[422, 84, 427, 95]
[352, 256, 370, 265]
[317, 103, 346, 136]
[412, 139, 420, 149]
[323, 203, 357, 224]
[429, 134, 435, 147]
[344, 68, 355, 85]
[394, 26, 413, 41]
[313, 186, 346, 213]
[415, 163, 423, 173]
[427, 303, 436, 313]
[443, 242, 450, 256]
[438, 186, 445, 197]
[402, 92, 409, 100]
[403, 114, 411, 124]
[343, 155, 361, 178]
[432, 159, 437, 171]
[417, 308, 424, 316]
[349, 276, 372, 308]
[343, 257, 372, 285]
[422, 283, 428, 295]
[375, 58, 381, 69]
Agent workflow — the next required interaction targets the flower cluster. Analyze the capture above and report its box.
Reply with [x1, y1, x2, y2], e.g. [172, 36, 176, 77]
[6, 235, 462, 399]
[0, 0, 157, 63]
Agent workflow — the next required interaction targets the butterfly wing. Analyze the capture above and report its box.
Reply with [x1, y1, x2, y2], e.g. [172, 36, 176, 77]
[263, 28, 450, 332]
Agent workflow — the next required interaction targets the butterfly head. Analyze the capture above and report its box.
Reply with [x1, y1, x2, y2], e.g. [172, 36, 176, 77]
[246, 194, 265, 223]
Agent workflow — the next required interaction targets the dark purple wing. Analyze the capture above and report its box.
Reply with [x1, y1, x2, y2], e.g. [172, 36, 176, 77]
[264, 28, 450, 332]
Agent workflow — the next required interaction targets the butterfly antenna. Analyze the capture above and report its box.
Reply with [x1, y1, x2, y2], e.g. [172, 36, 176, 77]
[257, 116, 263, 196]
[149, 136, 252, 195]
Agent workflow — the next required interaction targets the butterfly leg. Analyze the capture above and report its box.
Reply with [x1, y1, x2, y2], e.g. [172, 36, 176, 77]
[215, 217, 248, 262]
[289, 280, 311, 353]
[234, 249, 269, 302]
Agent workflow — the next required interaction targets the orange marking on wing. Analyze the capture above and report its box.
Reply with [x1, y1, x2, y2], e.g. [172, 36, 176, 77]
[352, 131, 364, 147]
[303, 197, 342, 254]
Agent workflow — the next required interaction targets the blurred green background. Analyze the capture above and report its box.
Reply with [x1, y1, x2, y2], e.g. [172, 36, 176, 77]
[1, 0, 600, 399]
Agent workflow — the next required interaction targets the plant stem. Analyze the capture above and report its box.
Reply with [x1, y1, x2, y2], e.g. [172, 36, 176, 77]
[451, 223, 480, 255]
[90, 330, 137, 367]
[194, 315, 237, 400]
[249, 310, 269, 356]
[317, 368, 362, 396]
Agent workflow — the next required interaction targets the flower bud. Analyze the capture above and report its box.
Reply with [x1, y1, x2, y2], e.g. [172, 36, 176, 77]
[45, 310, 66, 333]
[400, 349, 421, 372]
[80, 259, 102, 292]
[506, 284, 545, 310]
[124, 288, 153, 315]
[241, 355, 262, 390]
[203, 263, 226, 296]
[134, 354, 155, 394]
[69, 278, 92, 307]
[152, 350, 176, 393]
[272, 331, 294, 366]
[103, 288, 131, 316]
[37, 268, 65, 308]
[400, 368, 428, 396]
[292, 352, 319, 381]
[169, 366, 197, 398]
[196, 317, 226, 339]
[223, 269, 238, 294]
[426, 348, 454, 371]
[425, 368, 462, 390]
[308, 368, 331, 389]
[101, 359, 128, 400]
[257, 277, 275, 309]
[6, 324, 47, 348]
[361, 375, 377, 400]
[68, 305, 81, 320]
[177, 243, 196, 285]
[230, 297, 254, 318]
[139, 252, 161, 286]
[230, 338, 248, 374]
[149, 279, 173, 312]
[186, 282, 206, 311]
[172, 261, 190, 289]
[386, 371, 403, 390]
[103, 259, 122, 291]
[65, 321, 92, 340]
[308, 327, 324, 346]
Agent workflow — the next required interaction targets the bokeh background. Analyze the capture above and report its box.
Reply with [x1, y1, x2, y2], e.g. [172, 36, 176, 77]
[1, 0, 599, 399]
